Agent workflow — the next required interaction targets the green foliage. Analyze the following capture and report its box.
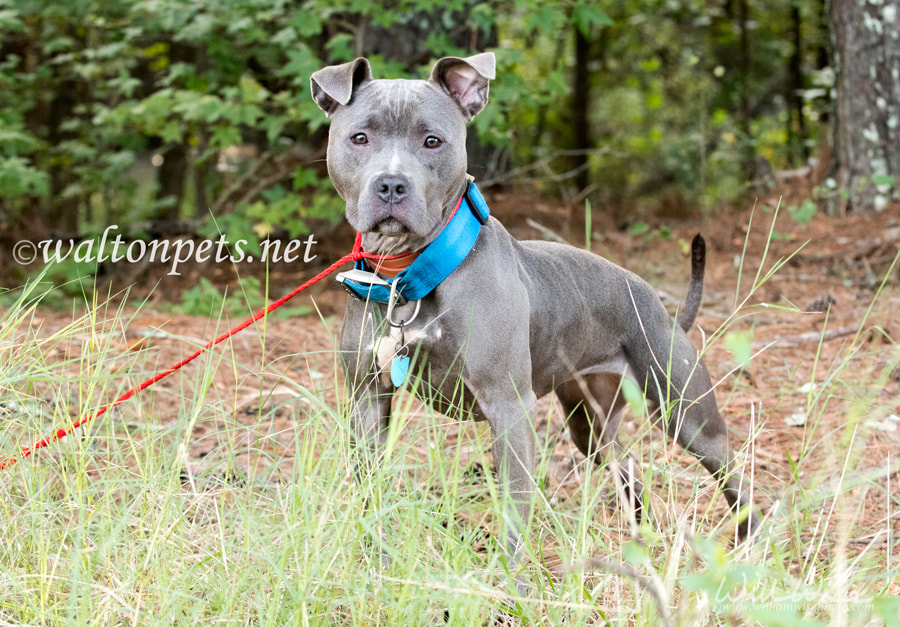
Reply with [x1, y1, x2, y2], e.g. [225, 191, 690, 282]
[0, 109, 49, 201]
[176, 276, 255, 318]
[495, 0, 829, 211]
[169, 275, 310, 318]
[0, 155, 49, 199]
[627, 220, 673, 242]
[245, 168, 343, 237]
[3, 0, 508, 246]
[724, 329, 754, 368]
[3, 0, 832, 258]
[875, 596, 900, 627]
[788, 198, 817, 224]
[680, 536, 766, 613]
[197, 212, 261, 257]
[629, 221, 651, 237]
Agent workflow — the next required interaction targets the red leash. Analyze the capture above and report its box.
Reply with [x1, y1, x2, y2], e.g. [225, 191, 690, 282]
[0, 238, 390, 471]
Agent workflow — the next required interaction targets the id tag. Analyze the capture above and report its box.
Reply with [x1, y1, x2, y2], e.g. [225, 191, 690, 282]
[391, 354, 410, 387]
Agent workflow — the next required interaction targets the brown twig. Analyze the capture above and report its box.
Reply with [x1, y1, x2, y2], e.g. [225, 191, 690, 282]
[210, 146, 324, 216]
[525, 218, 569, 244]
[774, 324, 860, 344]
[479, 147, 624, 188]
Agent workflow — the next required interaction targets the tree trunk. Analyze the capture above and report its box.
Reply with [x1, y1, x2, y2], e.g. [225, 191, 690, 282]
[737, 0, 755, 176]
[46, 76, 81, 235]
[816, 0, 831, 125]
[572, 25, 592, 192]
[155, 143, 187, 221]
[787, 1, 809, 164]
[830, 0, 900, 213]
[154, 41, 196, 221]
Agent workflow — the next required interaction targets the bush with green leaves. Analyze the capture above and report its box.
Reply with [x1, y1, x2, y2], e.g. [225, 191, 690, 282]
[1, 0, 834, 253]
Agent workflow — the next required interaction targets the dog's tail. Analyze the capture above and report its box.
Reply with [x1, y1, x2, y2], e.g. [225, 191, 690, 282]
[675, 234, 705, 332]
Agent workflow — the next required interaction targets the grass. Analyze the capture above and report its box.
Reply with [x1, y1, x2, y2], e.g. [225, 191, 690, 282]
[1, 238, 899, 625]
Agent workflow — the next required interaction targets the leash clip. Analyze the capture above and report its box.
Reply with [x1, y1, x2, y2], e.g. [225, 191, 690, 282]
[335, 268, 390, 300]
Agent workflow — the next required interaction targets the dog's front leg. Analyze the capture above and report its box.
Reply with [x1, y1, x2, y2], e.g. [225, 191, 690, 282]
[340, 304, 394, 562]
[340, 304, 393, 459]
[477, 387, 538, 579]
[347, 380, 392, 474]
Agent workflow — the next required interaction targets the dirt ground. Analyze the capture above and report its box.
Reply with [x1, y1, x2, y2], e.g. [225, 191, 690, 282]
[17, 183, 900, 577]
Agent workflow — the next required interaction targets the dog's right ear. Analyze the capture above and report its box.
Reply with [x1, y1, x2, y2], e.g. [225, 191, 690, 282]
[310, 58, 373, 116]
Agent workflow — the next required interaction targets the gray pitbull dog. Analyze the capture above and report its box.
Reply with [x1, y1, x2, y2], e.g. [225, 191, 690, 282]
[310, 52, 759, 567]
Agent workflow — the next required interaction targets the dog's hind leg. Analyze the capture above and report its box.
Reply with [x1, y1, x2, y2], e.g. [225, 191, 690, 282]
[556, 375, 644, 521]
[622, 279, 761, 539]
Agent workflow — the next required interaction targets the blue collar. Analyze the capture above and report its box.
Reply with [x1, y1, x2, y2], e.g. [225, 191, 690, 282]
[338, 181, 489, 304]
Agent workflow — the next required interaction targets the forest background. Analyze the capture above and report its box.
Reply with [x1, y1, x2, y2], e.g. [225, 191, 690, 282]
[1, 0, 898, 300]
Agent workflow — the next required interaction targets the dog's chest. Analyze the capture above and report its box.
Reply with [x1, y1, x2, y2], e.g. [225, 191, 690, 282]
[371, 314, 444, 387]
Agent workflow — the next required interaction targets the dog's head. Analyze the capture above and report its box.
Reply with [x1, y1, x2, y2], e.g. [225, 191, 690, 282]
[311, 53, 495, 254]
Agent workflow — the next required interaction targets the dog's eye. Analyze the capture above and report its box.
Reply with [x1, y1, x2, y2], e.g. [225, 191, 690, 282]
[350, 133, 368, 145]
[424, 136, 442, 149]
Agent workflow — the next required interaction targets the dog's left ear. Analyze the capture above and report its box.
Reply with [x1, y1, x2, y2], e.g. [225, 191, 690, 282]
[429, 52, 496, 120]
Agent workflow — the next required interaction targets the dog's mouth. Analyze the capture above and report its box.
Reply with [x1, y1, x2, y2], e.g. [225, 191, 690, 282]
[372, 217, 408, 234]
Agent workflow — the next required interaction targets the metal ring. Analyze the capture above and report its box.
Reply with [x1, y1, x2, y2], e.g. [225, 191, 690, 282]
[386, 281, 421, 327]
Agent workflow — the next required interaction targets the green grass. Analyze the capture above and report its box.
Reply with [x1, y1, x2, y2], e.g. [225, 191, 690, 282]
[1, 248, 898, 625]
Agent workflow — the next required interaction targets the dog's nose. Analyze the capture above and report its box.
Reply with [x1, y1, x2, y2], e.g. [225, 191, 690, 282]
[374, 175, 409, 204]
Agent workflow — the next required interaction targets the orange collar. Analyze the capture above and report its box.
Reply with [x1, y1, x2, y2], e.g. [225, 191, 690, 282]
[364, 250, 421, 277]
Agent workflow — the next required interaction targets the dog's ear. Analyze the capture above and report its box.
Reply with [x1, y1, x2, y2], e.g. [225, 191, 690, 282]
[429, 52, 496, 120]
[310, 58, 373, 116]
